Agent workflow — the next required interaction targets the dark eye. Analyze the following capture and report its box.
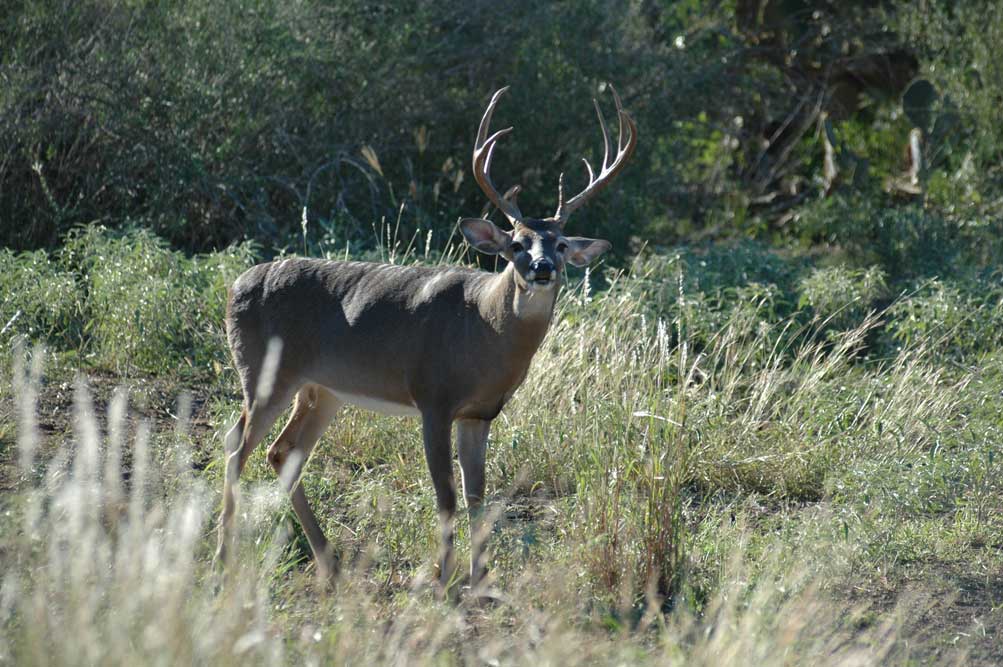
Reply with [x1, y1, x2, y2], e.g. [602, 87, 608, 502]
[510, 241, 525, 253]
[557, 241, 569, 253]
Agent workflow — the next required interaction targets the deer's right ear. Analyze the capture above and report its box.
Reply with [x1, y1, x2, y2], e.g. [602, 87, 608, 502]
[460, 218, 511, 255]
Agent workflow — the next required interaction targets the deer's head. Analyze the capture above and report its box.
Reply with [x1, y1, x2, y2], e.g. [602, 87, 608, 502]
[460, 86, 637, 292]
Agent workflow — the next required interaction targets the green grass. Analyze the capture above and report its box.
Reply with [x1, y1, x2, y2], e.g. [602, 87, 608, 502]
[2, 228, 1003, 664]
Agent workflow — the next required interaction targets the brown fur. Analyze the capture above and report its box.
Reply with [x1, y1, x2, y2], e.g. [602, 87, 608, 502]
[214, 254, 562, 588]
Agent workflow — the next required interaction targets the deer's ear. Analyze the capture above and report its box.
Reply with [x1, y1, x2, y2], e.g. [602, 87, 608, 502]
[460, 218, 511, 255]
[565, 237, 611, 267]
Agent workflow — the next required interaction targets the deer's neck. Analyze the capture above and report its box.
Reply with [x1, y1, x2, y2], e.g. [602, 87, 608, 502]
[479, 263, 557, 345]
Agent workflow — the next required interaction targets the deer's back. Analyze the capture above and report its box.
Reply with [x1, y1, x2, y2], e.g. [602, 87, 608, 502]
[226, 258, 526, 418]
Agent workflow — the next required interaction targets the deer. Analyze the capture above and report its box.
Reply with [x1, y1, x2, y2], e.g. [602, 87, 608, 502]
[215, 85, 637, 591]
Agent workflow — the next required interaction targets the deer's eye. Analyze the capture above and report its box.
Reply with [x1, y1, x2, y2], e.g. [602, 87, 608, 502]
[556, 241, 569, 253]
[510, 241, 525, 254]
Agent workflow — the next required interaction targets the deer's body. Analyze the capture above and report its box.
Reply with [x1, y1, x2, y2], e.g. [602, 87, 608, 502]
[216, 85, 636, 592]
[227, 256, 555, 423]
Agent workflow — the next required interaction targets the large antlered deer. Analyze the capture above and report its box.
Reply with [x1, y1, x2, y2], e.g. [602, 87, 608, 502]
[215, 85, 637, 590]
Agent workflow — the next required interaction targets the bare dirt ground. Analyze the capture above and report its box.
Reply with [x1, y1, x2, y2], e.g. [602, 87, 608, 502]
[1, 369, 219, 492]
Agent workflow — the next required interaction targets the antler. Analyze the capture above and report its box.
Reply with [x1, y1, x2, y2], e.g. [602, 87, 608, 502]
[472, 87, 524, 226]
[554, 85, 638, 226]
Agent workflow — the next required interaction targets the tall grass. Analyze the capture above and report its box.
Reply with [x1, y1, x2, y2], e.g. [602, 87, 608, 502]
[2, 228, 998, 663]
[2, 343, 908, 665]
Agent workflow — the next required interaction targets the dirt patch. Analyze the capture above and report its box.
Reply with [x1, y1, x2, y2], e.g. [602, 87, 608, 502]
[893, 568, 1003, 665]
[0, 367, 221, 493]
[838, 564, 1003, 665]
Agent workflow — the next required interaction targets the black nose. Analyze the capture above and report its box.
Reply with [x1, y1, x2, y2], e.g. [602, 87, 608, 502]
[531, 259, 554, 278]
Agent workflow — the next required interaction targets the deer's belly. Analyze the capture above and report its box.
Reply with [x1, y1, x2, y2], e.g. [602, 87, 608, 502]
[331, 391, 421, 417]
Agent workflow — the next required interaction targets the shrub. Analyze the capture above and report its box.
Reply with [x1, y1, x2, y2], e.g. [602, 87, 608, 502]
[798, 265, 887, 333]
[0, 0, 678, 252]
[886, 276, 1003, 360]
[0, 249, 84, 350]
[62, 226, 256, 375]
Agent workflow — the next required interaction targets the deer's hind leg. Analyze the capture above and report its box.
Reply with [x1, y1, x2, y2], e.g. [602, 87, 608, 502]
[216, 375, 299, 568]
[266, 384, 342, 580]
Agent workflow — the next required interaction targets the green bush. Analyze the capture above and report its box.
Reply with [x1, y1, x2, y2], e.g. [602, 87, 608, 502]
[0, 0, 683, 252]
[62, 227, 257, 375]
[11, 1, 1003, 260]
[0, 248, 84, 349]
[795, 196, 995, 279]
[896, 3, 1003, 211]
[798, 265, 887, 332]
[886, 276, 1003, 360]
[625, 241, 805, 352]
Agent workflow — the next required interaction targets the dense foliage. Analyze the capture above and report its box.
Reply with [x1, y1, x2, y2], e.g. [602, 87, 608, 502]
[3, 0, 1002, 256]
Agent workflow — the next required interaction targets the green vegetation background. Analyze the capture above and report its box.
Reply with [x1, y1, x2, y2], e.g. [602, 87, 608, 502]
[3, 1, 1003, 664]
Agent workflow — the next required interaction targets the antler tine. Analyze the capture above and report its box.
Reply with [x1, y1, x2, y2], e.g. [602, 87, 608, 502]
[472, 87, 523, 225]
[484, 137, 498, 175]
[594, 97, 611, 169]
[554, 84, 638, 227]
[477, 86, 508, 143]
[556, 173, 565, 213]
[610, 84, 627, 152]
[503, 184, 522, 203]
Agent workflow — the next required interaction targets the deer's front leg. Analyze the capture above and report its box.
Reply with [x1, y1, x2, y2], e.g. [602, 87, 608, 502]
[456, 418, 490, 587]
[421, 412, 457, 591]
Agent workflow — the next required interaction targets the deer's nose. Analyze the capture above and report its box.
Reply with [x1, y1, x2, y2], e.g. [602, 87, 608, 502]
[530, 259, 554, 281]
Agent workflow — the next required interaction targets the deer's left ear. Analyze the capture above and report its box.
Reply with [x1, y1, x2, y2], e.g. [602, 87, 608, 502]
[460, 218, 511, 255]
[565, 237, 612, 267]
